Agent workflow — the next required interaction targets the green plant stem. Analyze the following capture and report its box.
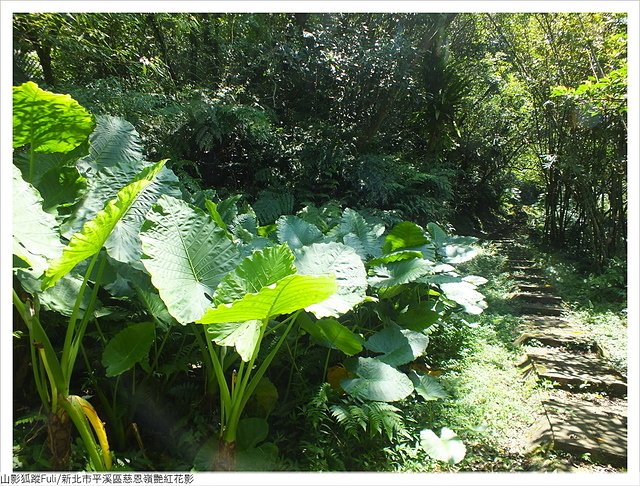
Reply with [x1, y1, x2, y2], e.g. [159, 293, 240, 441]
[61, 253, 100, 388]
[203, 329, 232, 413]
[222, 311, 301, 444]
[13, 290, 64, 407]
[322, 348, 332, 384]
[65, 255, 107, 393]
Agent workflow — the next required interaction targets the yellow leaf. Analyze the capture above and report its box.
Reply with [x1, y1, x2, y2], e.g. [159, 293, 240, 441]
[69, 395, 112, 470]
[327, 364, 350, 392]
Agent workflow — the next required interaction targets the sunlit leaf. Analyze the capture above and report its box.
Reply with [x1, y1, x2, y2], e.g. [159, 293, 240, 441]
[207, 320, 261, 362]
[276, 215, 324, 250]
[420, 427, 466, 464]
[295, 242, 367, 318]
[383, 221, 430, 253]
[43, 160, 167, 289]
[13, 81, 94, 153]
[139, 194, 240, 324]
[197, 274, 336, 323]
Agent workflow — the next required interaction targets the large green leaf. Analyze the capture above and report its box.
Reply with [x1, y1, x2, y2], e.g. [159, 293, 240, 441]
[12, 166, 62, 275]
[42, 160, 167, 289]
[65, 162, 181, 265]
[365, 324, 429, 366]
[207, 320, 262, 362]
[101, 322, 155, 377]
[13, 81, 94, 153]
[197, 274, 336, 324]
[383, 221, 430, 253]
[295, 242, 367, 318]
[368, 250, 424, 267]
[439, 281, 487, 315]
[342, 357, 414, 402]
[36, 166, 86, 216]
[334, 208, 385, 259]
[16, 271, 101, 317]
[76, 116, 144, 176]
[276, 215, 324, 250]
[13, 142, 88, 187]
[395, 301, 441, 332]
[420, 428, 466, 465]
[301, 317, 363, 356]
[139, 195, 240, 324]
[409, 371, 448, 401]
[214, 244, 296, 305]
[368, 258, 434, 288]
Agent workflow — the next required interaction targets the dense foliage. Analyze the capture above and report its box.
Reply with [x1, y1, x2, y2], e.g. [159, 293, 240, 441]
[11, 10, 627, 472]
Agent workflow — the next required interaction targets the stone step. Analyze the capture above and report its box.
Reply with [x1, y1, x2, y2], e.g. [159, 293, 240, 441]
[512, 274, 552, 285]
[511, 292, 563, 305]
[509, 265, 544, 274]
[528, 395, 627, 466]
[516, 301, 564, 316]
[519, 347, 627, 396]
[514, 332, 597, 352]
[516, 283, 555, 293]
[518, 315, 575, 330]
[507, 259, 536, 266]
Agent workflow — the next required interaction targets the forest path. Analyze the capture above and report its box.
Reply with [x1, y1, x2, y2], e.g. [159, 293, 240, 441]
[491, 238, 628, 467]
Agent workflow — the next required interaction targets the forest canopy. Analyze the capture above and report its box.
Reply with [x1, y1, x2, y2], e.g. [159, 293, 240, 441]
[12, 11, 628, 267]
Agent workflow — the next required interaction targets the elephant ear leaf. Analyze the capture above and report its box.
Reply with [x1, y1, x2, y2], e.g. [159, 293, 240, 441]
[13, 81, 94, 154]
[139, 195, 240, 324]
[13, 166, 63, 275]
[102, 322, 155, 377]
[76, 116, 144, 176]
[197, 274, 336, 324]
[213, 244, 296, 305]
[294, 242, 367, 318]
[420, 427, 466, 465]
[276, 215, 324, 250]
[341, 357, 414, 402]
[42, 160, 167, 289]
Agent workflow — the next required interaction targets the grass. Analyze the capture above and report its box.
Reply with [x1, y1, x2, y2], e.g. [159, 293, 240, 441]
[383, 241, 628, 473]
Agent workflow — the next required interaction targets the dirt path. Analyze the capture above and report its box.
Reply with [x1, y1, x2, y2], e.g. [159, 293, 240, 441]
[492, 238, 628, 468]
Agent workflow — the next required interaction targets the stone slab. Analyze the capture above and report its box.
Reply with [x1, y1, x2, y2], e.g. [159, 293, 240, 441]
[516, 283, 555, 293]
[510, 265, 544, 274]
[514, 332, 597, 351]
[512, 292, 563, 305]
[521, 347, 627, 396]
[529, 396, 627, 466]
[516, 301, 564, 316]
[512, 274, 552, 285]
[518, 315, 575, 330]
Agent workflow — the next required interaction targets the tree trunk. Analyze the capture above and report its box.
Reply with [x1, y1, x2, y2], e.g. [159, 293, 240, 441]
[214, 439, 236, 471]
[34, 42, 55, 86]
[48, 408, 71, 470]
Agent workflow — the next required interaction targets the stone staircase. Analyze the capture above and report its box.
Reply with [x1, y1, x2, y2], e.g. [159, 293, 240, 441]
[492, 238, 628, 467]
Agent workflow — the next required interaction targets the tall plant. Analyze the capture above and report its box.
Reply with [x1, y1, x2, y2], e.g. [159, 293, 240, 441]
[12, 82, 172, 470]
